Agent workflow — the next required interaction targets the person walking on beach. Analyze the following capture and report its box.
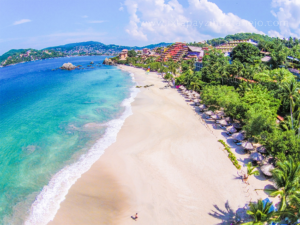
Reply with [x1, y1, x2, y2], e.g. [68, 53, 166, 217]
[131, 213, 138, 221]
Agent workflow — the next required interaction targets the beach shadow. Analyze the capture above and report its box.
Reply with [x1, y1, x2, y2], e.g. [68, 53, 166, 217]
[208, 201, 251, 225]
[253, 171, 269, 181]
[262, 184, 277, 196]
[237, 157, 252, 165]
[221, 132, 230, 139]
[131, 216, 137, 221]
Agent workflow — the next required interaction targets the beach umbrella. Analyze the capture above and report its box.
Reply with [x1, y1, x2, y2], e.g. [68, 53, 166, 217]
[251, 152, 264, 162]
[199, 104, 206, 110]
[225, 117, 232, 122]
[233, 123, 242, 129]
[242, 142, 254, 150]
[216, 119, 228, 126]
[205, 111, 214, 116]
[193, 99, 200, 103]
[261, 164, 275, 176]
[211, 114, 221, 120]
[226, 126, 237, 133]
[257, 146, 267, 154]
[217, 111, 225, 117]
[232, 132, 245, 141]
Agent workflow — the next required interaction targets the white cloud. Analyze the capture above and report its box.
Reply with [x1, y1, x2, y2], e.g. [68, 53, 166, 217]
[123, 0, 264, 43]
[271, 0, 300, 38]
[119, 6, 124, 11]
[13, 19, 31, 25]
[82, 15, 88, 18]
[268, 30, 283, 38]
[88, 20, 105, 24]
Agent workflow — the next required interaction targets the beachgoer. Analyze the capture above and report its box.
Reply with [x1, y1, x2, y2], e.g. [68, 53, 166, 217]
[135, 213, 138, 220]
[242, 174, 248, 183]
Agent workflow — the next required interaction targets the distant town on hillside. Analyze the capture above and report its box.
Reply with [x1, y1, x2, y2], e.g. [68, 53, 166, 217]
[0, 41, 172, 67]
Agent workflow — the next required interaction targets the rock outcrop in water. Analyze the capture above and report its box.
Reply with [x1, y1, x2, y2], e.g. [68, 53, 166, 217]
[103, 58, 115, 66]
[60, 63, 76, 70]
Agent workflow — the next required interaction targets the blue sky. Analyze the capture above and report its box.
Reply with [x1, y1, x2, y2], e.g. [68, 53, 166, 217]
[1, 0, 300, 55]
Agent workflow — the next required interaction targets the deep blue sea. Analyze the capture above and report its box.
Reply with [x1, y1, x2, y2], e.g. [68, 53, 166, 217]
[0, 56, 136, 224]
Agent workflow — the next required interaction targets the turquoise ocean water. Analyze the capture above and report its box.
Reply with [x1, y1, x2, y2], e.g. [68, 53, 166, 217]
[0, 56, 137, 224]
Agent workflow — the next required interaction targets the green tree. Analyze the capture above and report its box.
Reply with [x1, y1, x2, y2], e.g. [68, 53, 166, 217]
[127, 49, 137, 57]
[246, 162, 260, 177]
[278, 80, 299, 129]
[232, 43, 261, 64]
[265, 156, 300, 211]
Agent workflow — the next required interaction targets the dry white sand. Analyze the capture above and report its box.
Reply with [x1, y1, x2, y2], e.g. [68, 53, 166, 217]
[48, 66, 270, 225]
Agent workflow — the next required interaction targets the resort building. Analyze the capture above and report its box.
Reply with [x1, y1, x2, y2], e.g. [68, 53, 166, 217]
[143, 48, 151, 55]
[195, 62, 203, 71]
[119, 49, 128, 60]
[158, 42, 189, 62]
[186, 46, 205, 62]
[215, 39, 258, 53]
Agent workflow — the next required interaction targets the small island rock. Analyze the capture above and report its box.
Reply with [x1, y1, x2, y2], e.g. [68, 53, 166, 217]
[103, 58, 115, 65]
[60, 63, 76, 70]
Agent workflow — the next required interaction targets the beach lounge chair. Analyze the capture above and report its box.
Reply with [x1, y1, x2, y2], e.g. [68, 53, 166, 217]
[226, 132, 232, 136]
[219, 125, 226, 130]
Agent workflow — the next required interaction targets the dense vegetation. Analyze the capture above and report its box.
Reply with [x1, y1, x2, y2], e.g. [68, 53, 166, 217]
[189, 33, 275, 47]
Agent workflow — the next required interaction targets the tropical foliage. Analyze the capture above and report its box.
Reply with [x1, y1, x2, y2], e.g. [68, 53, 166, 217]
[242, 200, 275, 225]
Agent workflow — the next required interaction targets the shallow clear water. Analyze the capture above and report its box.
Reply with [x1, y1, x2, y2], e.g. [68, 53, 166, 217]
[0, 56, 134, 224]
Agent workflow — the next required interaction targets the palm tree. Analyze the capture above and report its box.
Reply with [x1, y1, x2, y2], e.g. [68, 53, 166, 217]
[219, 65, 229, 85]
[242, 200, 275, 225]
[190, 77, 203, 92]
[279, 80, 299, 129]
[264, 156, 300, 211]
[280, 116, 299, 133]
[247, 162, 260, 177]
[275, 193, 300, 223]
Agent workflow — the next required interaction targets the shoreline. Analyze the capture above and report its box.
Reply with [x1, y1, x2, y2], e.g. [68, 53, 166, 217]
[47, 66, 267, 224]
[23, 69, 138, 225]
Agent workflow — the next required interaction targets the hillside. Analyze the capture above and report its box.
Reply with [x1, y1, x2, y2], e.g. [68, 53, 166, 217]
[0, 49, 33, 62]
[44, 41, 172, 52]
[0, 41, 172, 66]
[206, 33, 276, 46]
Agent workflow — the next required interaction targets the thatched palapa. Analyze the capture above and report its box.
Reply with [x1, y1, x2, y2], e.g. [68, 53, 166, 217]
[232, 132, 245, 141]
[250, 152, 264, 161]
[261, 164, 274, 176]
[242, 142, 254, 150]
[226, 126, 237, 133]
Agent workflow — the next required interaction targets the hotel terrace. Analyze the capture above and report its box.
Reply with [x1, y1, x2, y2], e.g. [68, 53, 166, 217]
[215, 39, 258, 53]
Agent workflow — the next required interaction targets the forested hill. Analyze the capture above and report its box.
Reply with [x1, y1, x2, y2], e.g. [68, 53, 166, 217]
[206, 33, 276, 46]
[44, 41, 172, 52]
[0, 49, 33, 63]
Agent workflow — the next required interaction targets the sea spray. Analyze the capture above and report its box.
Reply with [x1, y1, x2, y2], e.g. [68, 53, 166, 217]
[24, 83, 139, 224]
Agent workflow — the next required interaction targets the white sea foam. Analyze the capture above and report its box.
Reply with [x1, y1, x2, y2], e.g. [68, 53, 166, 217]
[24, 74, 139, 225]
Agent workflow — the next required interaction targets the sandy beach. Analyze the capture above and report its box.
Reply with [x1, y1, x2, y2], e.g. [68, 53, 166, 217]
[48, 65, 268, 225]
